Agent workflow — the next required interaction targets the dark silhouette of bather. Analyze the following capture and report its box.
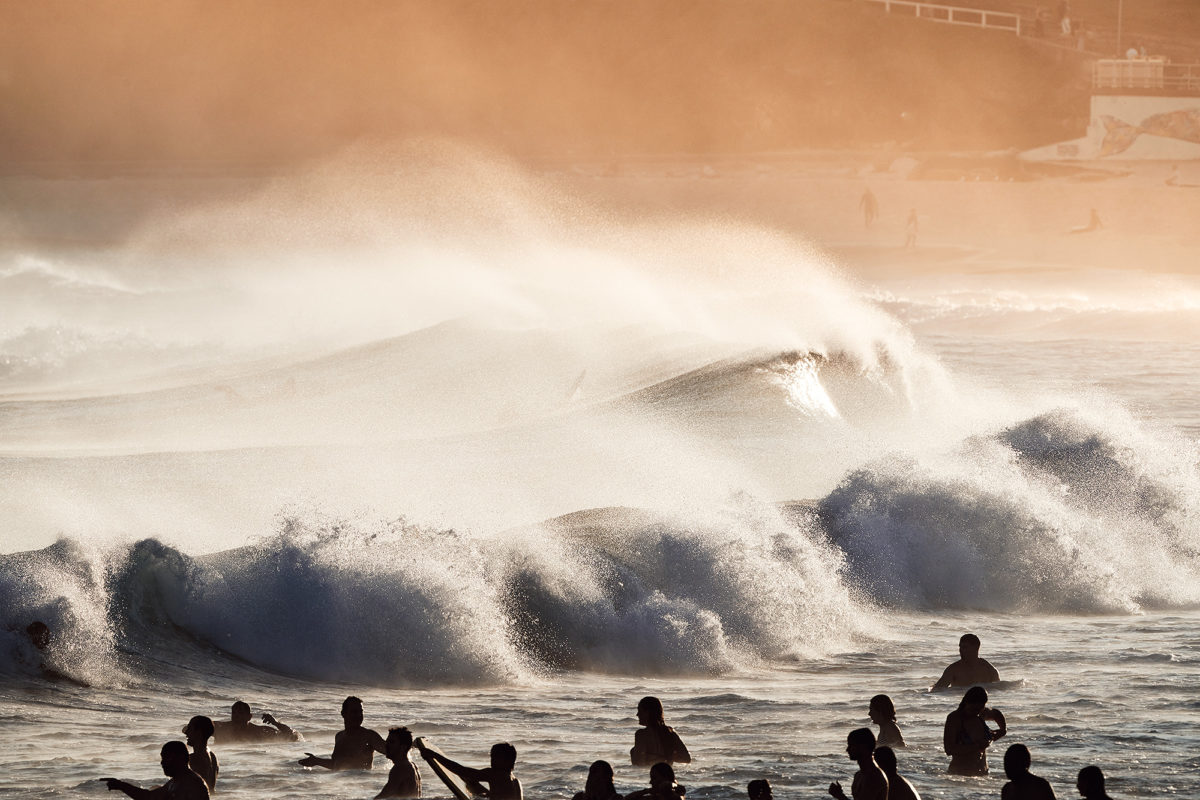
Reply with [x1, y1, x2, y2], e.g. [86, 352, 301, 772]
[868, 694, 904, 748]
[873, 747, 920, 800]
[626, 762, 685, 800]
[630, 697, 690, 767]
[932, 633, 1000, 690]
[100, 740, 210, 800]
[183, 716, 218, 792]
[747, 779, 772, 800]
[574, 760, 623, 800]
[1002, 744, 1057, 800]
[1076, 766, 1113, 799]
[417, 740, 522, 800]
[212, 700, 299, 742]
[376, 726, 421, 799]
[943, 686, 1006, 775]
[299, 695, 386, 770]
[828, 728, 887, 800]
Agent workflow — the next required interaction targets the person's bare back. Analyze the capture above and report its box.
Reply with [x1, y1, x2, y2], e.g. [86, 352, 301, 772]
[932, 634, 999, 690]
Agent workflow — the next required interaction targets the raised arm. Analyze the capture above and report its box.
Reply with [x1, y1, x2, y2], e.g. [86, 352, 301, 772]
[263, 713, 300, 741]
[418, 745, 486, 783]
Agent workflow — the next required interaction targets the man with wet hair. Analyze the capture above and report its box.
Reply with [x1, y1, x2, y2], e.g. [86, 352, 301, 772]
[932, 633, 1000, 690]
[943, 686, 1006, 775]
[828, 728, 887, 800]
[1001, 744, 1057, 800]
[210, 700, 299, 742]
[299, 695, 386, 770]
[1076, 766, 1112, 799]
[100, 740, 210, 800]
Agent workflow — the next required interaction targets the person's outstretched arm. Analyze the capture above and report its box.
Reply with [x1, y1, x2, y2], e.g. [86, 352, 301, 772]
[99, 779, 167, 800]
[298, 753, 336, 769]
[416, 743, 486, 783]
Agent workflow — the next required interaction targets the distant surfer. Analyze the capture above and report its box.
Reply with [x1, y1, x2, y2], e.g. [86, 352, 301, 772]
[828, 728, 888, 800]
[100, 740, 210, 800]
[299, 695, 386, 770]
[19, 620, 82, 684]
[859, 187, 879, 228]
[212, 700, 299, 742]
[746, 779, 772, 800]
[183, 716, 219, 792]
[931, 633, 1000, 690]
[417, 740, 523, 800]
[1001, 744, 1057, 800]
[574, 760, 623, 800]
[1068, 208, 1103, 234]
[626, 762, 686, 800]
[873, 747, 921, 800]
[630, 696, 691, 767]
[1076, 766, 1112, 800]
[868, 694, 905, 748]
[376, 727, 421, 799]
[943, 686, 1006, 775]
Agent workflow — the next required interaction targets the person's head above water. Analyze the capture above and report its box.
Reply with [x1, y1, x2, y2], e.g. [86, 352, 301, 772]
[637, 696, 666, 726]
[586, 760, 615, 794]
[230, 701, 253, 724]
[747, 779, 772, 800]
[962, 685, 988, 711]
[1077, 765, 1106, 797]
[25, 621, 50, 651]
[160, 741, 191, 777]
[185, 716, 214, 745]
[873, 746, 897, 774]
[868, 694, 895, 722]
[1003, 744, 1032, 780]
[490, 742, 517, 771]
[649, 762, 675, 787]
[959, 633, 982, 658]
[341, 696, 364, 727]
[386, 727, 413, 760]
[846, 728, 876, 760]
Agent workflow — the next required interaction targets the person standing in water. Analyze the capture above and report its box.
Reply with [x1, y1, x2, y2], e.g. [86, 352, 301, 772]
[630, 696, 691, 767]
[868, 694, 905, 748]
[1076, 766, 1113, 799]
[183, 716, 219, 792]
[417, 740, 522, 800]
[100, 741, 210, 800]
[299, 695, 386, 770]
[903, 208, 919, 248]
[872, 747, 920, 800]
[213, 701, 299, 743]
[943, 686, 1006, 775]
[859, 187, 879, 228]
[1001, 744, 1057, 800]
[932, 633, 1000, 690]
[573, 760, 623, 800]
[828, 728, 887, 800]
[626, 762, 685, 800]
[376, 726, 421, 799]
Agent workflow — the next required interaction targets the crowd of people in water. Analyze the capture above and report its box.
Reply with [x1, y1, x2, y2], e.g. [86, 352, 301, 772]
[93, 633, 1119, 800]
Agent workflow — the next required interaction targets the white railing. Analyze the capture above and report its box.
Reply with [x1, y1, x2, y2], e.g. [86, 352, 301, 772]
[1093, 59, 1200, 92]
[861, 0, 1022, 35]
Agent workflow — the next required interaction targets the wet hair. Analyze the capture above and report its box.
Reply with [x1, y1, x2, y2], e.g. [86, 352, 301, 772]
[161, 741, 190, 762]
[963, 686, 988, 706]
[873, 746, 897, 773]
[586, 761, 616, 795]
[588, 761, 614, 781]
[649, 762, 675, 785]
[1077, 765, 1105, 793]
[638, 696, 666, 725]
[186, 716, 215, 740]
[869, 694, 895, 720]
[1003, 744, 1031, 779]
[231, 701, 251, 715]
[847, 727, 876, 752]
[490, 742, 517, 769]
[746, 779, 771, 800]
[387, 727, 413, 754]
[342, 696, 364, 715]
[959, 633, 981, 650]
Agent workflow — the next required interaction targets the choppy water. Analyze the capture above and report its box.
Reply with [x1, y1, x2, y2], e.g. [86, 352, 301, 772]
[1, 156, 1199, 798]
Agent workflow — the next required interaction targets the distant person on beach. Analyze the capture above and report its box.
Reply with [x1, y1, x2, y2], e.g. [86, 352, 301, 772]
[631, 696, 691, 767]
[1166, 164, 1180, 186]
[868, 694, 905, 748]
[100, 740, 210, 800]
[932, 633, 1000, 689]
[376, 726, 421, 799]
[859, 187, 878, 228]
[626, 762, 686, 800]
[299, 695, 386, 770]
[183, 716, 219, 792]
[1001, 744, 1057, 800]
[417, 741, 522, 800]
[574, 760, 623, 800]
[1069, 208, 1103, 234]
[828, 728, 887, 800]
[873, 747, 921, 800]
[1076, 766, 1113, 799]
[212, 701, 299, 742]
[747, 779, 772, 800]
[903, 208, 918, 248]
[943, 686, 1006, 775]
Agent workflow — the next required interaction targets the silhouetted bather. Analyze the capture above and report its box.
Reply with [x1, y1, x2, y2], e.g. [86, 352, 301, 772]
[211, 701, 299, 743]
[932, 633, 1000, 690]
[873, 747, 920, 800]
[1076, 766, 1113, 800]
[418, 740, 522, 800]
[626, 762, 685, 800]
[828, 728, 887, 800]
[1001, 744, 1057, 800]
[574, 760, 623, 800]
[630, 697, 690, 767]
[943, 686, 1005, 775]
[299, 696, 386, 770]
[100, 740, 210, 800]
[868, 694, 904, 748]
[376, 727, 421, 799]
[183, 716, 219, 792]
[746, 779, 772, 800]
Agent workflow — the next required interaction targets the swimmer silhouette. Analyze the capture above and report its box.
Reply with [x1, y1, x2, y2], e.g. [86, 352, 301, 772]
[417, 740, 522, 800]
[626, 762, 685, 800]
[183, 716, 218, 792]
[868, 694, 905, 748]
[932, 633, 1000, 690]
[573, 760, 623, 800]
[943, 686, 1006, 775]
[213, 700, 299, 742]
[299, 696, 385, 770]
[873, 747, 921, 800]
[1076, 766, 1112, 799]
[828, 728, 887, 800]
[100, 740, 210, 800]
[630, 697, 691, 767]
[376, 727, 421, 799]
[1002, 744, 1057, 800]
[747, 779, 772, 800]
